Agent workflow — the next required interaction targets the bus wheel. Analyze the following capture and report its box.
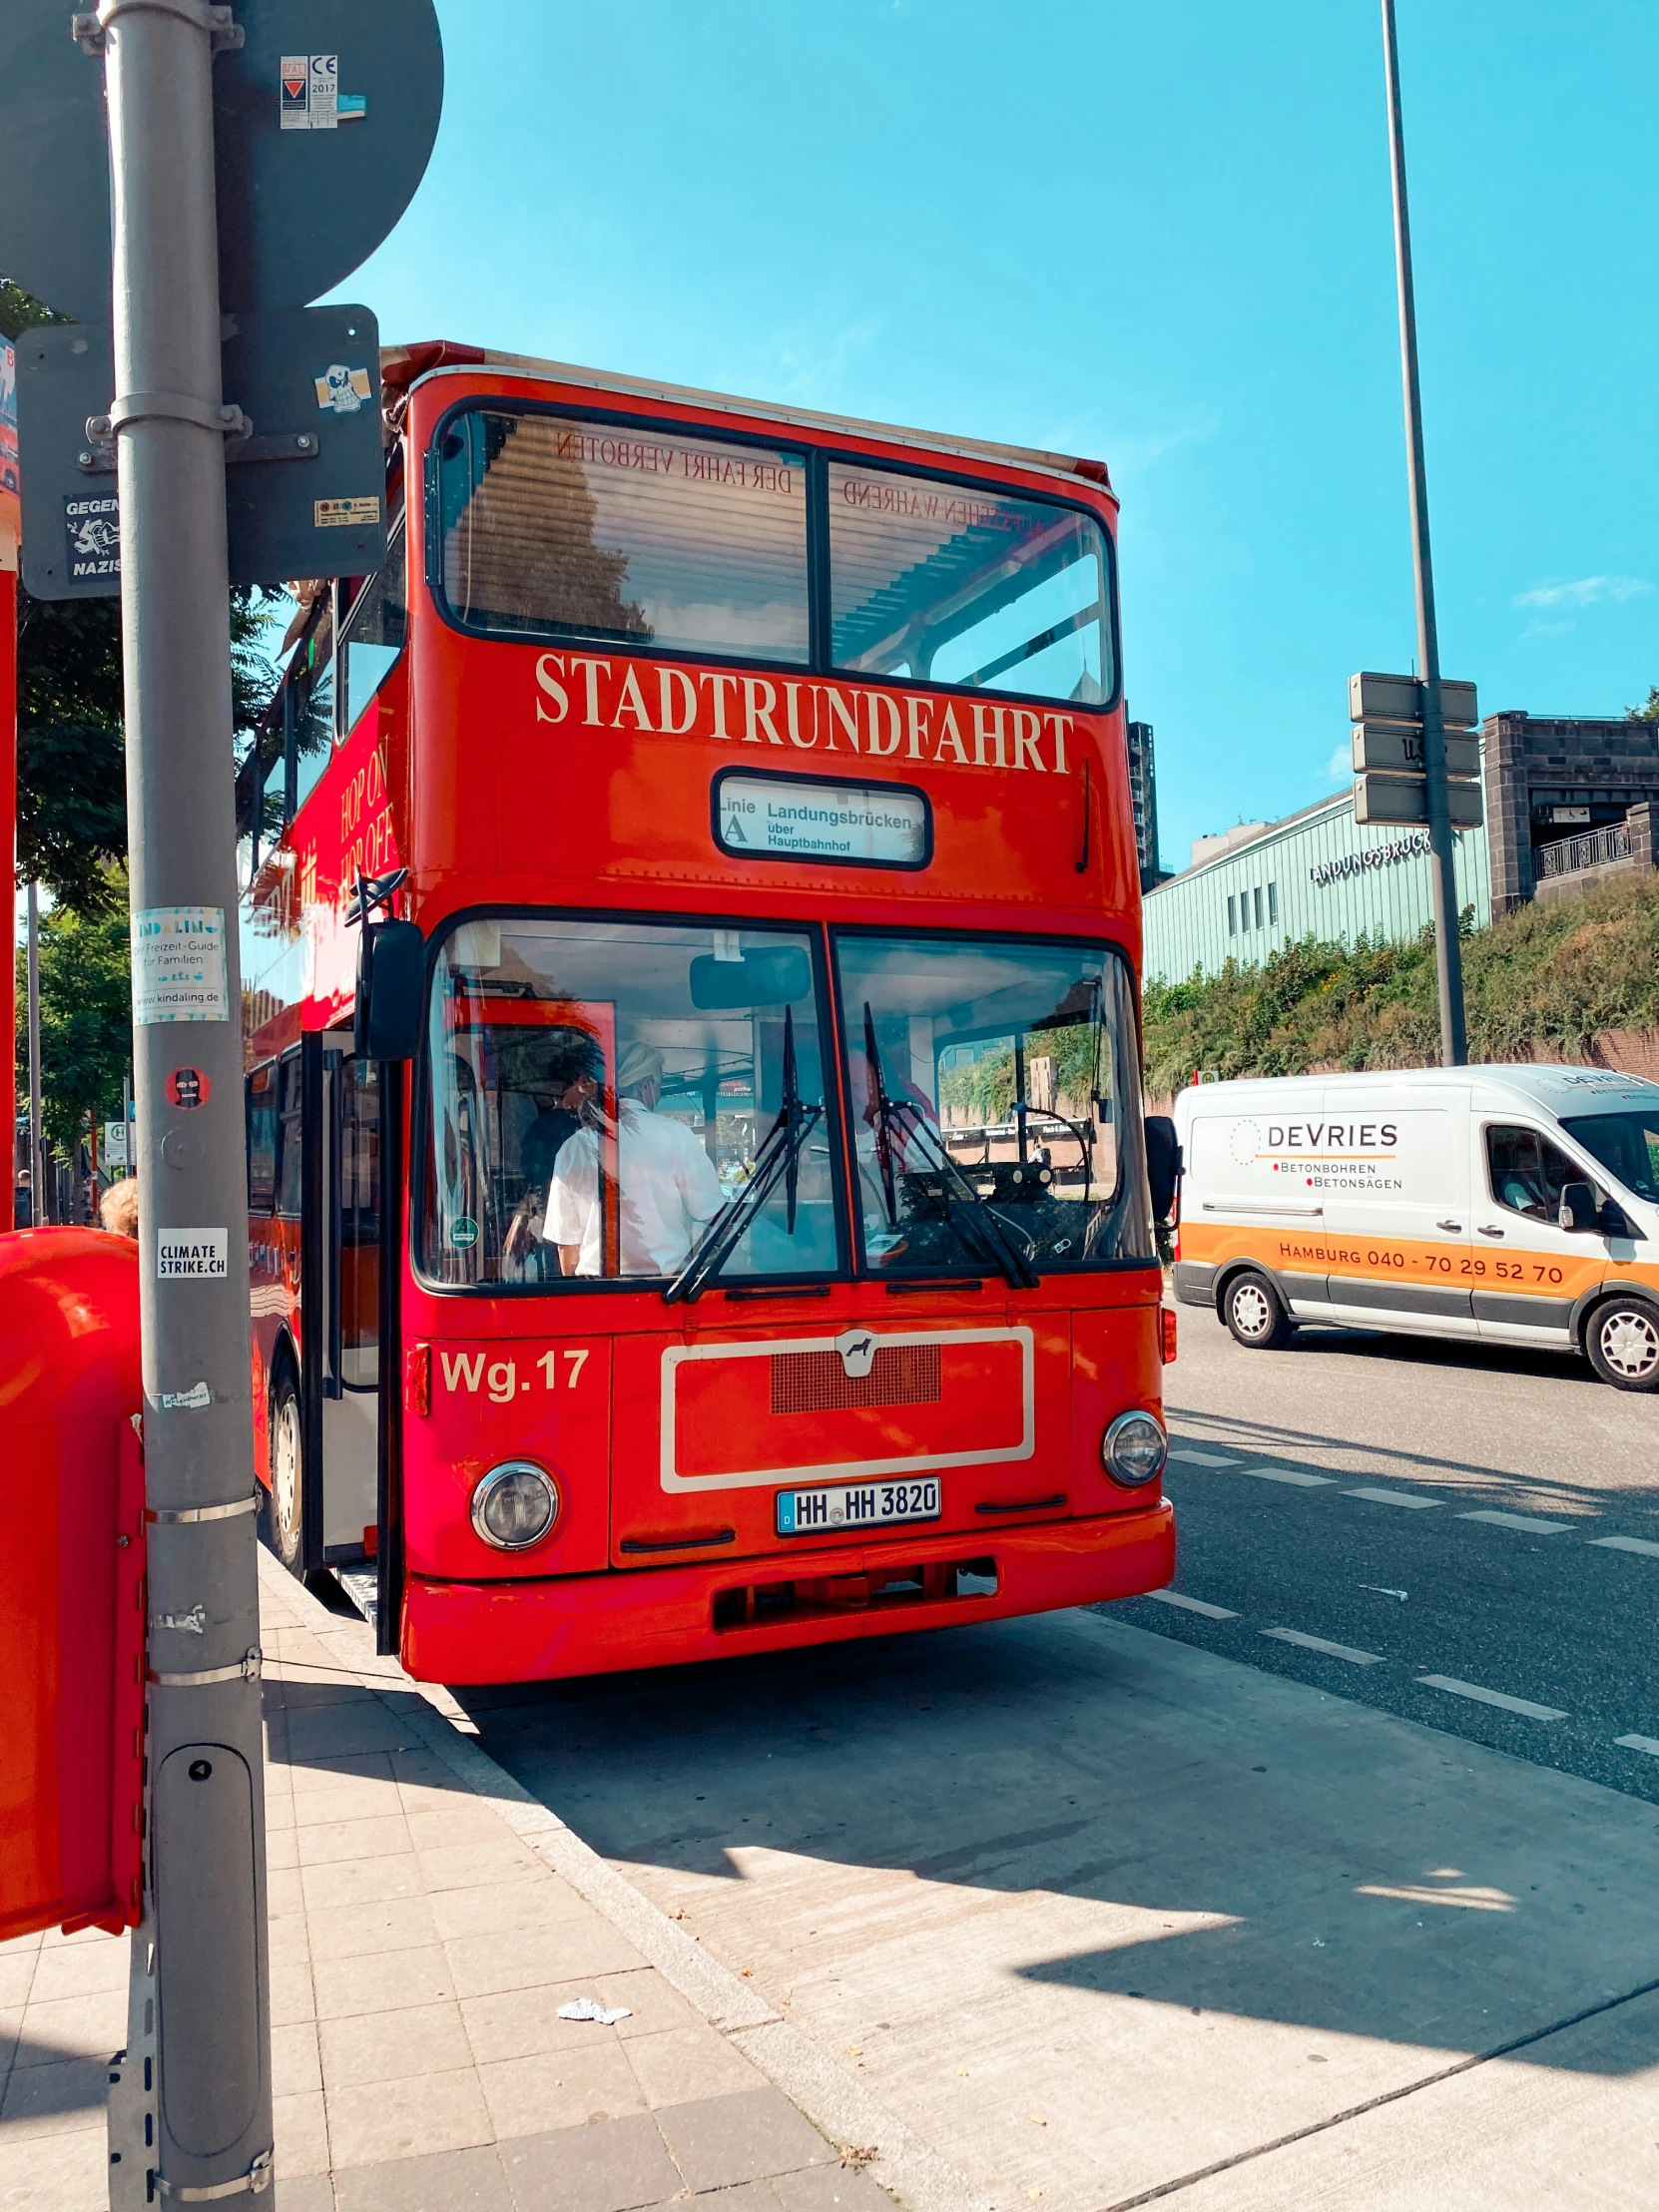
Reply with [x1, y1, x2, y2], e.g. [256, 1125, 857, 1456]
[1584, 1298, 1659, 1391]
[268, 1371, 306, 1568]
[1223, 1270, 1294, 1351]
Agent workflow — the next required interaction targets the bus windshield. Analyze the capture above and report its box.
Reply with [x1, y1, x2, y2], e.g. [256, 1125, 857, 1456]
[833, 932, 1151, 1276]
[421, 916, 838, 1289]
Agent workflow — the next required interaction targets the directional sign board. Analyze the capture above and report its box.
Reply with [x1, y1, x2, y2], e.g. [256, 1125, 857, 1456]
[16, 305, 385, 596]
[1355, 774, 1483, 830]
[1353, 725, 1481, 779]
[0, 0, 442, 319]
[1349, 672, 1479, 730]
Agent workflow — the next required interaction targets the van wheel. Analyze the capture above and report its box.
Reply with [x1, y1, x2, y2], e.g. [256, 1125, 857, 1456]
[1223, 1270, 1294, 1351]
[267, 1370, 306, 1569]
[1584, 1298, 1659, 1391]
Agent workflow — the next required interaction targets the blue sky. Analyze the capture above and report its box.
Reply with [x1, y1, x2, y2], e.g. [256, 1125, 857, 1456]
[331, 0, 1659, 874]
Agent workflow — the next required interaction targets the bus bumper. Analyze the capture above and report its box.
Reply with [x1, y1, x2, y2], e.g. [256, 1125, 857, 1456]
[400, 1498, 1176, 1684]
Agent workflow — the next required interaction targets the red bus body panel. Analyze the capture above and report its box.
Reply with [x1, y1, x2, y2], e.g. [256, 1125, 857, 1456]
[403, 1500, 1174, 1685]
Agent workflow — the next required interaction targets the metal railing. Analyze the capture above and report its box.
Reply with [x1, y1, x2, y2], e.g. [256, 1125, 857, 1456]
[1537, 821, 1632, 879]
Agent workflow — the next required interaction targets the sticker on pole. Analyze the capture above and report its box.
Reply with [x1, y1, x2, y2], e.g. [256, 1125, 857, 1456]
[166, 1067, 212, 1110]
[133, 907, 229, 1025]
[314, 364, 372, 414]
[156, 1230, 229, 1281]
[159, 1381, 212, 1410]
[279, 54, 365, 130]
[314, 495, 379, 528]
[64, 494, 120, 581]
[280, 54, 338, 130]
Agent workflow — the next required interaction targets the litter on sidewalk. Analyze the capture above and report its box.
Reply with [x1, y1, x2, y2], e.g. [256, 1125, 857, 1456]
[557, 1996, 635, 2024]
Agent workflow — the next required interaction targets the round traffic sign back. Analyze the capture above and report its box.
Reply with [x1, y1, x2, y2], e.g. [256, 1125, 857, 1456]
[0, 0, 442, 319]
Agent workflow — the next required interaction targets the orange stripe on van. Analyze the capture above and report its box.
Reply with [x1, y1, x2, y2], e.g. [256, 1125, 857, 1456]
[1180, 1221, 1659, 1307]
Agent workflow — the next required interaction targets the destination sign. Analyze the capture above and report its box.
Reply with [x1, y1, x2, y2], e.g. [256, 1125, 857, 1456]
[714, 772, 930, 867]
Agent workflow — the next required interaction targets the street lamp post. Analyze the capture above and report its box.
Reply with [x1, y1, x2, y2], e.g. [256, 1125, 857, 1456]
[1381, 0, 1466, 1067]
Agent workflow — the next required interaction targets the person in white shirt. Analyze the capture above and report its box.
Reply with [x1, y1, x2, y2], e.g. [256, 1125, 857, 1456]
[548, 1041, 724, 1278]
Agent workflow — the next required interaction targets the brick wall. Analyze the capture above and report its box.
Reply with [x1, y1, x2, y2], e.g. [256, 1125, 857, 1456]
[1482, 713, 1659, 916]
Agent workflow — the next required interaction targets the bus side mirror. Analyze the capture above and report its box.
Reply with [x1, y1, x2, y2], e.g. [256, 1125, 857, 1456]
[1557, 1181, 1598, 1234]
[1145, 1114, 1182, 1224]
[356, 919, 426, 1061]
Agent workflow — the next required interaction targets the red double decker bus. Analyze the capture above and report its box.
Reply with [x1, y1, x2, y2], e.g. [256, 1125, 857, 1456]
[239, 340, 1177, 1680]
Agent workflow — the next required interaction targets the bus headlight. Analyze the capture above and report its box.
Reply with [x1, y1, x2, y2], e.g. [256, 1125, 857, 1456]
[471, 1461, 560, 1550]
[1102, 1410, 1167, 1488]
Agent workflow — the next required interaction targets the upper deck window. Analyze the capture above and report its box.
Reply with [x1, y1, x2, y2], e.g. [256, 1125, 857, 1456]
[436, 409, 810, 663]
[339, 526, 407, 736]
[829, 463, 1112, 707]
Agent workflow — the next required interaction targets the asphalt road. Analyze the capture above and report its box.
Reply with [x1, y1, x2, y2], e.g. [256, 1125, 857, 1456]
[446, 1312, 1659, 2205]
[1120, 1298, 1659, 1803]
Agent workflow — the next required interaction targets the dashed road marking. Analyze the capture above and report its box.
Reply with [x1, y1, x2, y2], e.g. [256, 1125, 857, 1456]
[1457, 1509, 1573, 1535]
[1415, 1675, 1566, 1721]
[1243, 1465, 1337, 1488]
[1263, 1628, 1385, 1666]
[1587, 1535, 1659, 1559]
[1168, 1447, 1241, 1467]
[1614, 1734, 1659, 1757]
[1147, 1590, 1239, 1620]
[1345, 1486, 1441, 1510]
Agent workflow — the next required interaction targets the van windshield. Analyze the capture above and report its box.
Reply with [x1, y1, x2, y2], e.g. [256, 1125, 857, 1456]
[1560, 1111, 1659, 1204]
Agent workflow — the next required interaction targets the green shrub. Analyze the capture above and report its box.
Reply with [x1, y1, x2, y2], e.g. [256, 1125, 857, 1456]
[1143, 872, 1659, 1094]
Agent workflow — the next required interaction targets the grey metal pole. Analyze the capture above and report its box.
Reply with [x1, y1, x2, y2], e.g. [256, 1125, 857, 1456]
[92, 0, 276, 2202]
[1382, 0, 1466, 1065]
[27, 878, 44, 1222]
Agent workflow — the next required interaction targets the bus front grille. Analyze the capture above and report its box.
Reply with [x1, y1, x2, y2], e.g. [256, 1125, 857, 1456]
[771, 1345, 942, 1415]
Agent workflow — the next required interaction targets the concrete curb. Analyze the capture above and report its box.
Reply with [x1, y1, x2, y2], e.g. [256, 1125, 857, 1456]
[273, 1562, 996, 2212]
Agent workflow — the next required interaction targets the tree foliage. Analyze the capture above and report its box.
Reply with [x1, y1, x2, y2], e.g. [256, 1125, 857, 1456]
[15, 873, 134, 1153]
[1143, 872, 1659, 1096]
[0, 276, 60, 343]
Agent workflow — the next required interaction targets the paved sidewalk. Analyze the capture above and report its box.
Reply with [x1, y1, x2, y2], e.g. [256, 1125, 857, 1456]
[0, 1554, 905, 2212]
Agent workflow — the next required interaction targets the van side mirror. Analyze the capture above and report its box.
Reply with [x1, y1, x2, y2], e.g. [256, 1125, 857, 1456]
[355, 919, 425, 1061]
[1144, 1114, 1183, 1225]
[1557, 1181, 1598, 1234]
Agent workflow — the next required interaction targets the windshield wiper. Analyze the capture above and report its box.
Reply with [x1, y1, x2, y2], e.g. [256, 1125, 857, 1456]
[664, 1005, 825, 1305]
[861, 1002, 1039, 1291]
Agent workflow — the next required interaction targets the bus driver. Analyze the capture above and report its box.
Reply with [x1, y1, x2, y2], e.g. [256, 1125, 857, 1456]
[547, 1041, 724, 1279]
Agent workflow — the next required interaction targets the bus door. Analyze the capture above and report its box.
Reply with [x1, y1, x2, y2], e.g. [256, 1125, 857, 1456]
[312, 1047, 382, 1563]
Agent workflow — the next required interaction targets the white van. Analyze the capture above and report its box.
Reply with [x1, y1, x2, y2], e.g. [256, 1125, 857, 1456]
[1171, 1065, 1659, 1390]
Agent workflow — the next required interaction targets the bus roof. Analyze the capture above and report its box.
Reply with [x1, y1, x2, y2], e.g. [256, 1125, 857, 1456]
[380, 339, 1115, 500]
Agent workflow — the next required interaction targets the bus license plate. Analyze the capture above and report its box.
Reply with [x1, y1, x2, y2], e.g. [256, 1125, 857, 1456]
[776, 1478, 941, 1537]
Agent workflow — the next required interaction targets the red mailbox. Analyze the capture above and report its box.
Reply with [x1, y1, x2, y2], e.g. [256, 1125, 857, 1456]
[0, 1228, 146, 1939]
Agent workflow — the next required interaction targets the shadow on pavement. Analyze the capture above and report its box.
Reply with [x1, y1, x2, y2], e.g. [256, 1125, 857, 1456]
[455, 1608, 1659, 2076]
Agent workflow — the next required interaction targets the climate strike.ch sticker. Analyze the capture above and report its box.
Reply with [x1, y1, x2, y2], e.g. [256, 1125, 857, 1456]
[156, 1229, 229, 1281]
